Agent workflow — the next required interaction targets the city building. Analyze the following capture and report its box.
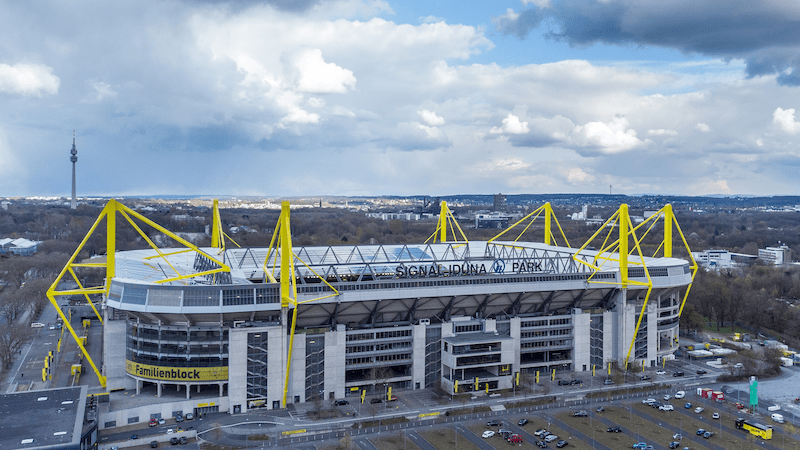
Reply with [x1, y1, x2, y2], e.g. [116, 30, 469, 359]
[759, 245, 791, 265]
[493, 193, 507, 212]
[51, 201, 694, 428]
[0, 237, 42, 255]
[0, 386, 96, 450]
[474, 212, 512, 228]
[692, 249, 734, 269]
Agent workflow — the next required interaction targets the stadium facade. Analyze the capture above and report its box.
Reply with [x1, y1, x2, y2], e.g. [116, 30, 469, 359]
[50, 200, 695, 423]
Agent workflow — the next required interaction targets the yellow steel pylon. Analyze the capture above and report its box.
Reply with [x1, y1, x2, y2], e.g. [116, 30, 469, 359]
[46, 199, 231, 388]
[425, 201, 468, 243]
[488, 202, 570, 247]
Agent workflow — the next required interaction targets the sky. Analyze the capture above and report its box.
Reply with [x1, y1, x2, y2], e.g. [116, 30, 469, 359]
[2, 0, 800, 198]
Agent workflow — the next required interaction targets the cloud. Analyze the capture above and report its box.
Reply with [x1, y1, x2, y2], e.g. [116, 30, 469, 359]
[289, 48, 357, 94]
[418, 109, 444, 126]
[572, 117, 643, 154]
[0, 63, 59, 97]
[494, 0, 800, 86]
[695, 179, 732, 195]
[773, 107, 800, 134]
[695, 123, 711, 132]
[647, 129, 677, 136]
[564, 167, 593, 183]
[490, 113, 530, 134]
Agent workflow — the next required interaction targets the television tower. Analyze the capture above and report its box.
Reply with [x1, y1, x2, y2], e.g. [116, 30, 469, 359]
[70, 131, 78, 209]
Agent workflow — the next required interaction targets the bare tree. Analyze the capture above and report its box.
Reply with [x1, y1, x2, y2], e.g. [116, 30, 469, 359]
[0, 324, 32, 370]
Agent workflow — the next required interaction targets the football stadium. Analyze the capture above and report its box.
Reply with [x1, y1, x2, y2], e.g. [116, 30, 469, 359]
[47, 200, 696, 424]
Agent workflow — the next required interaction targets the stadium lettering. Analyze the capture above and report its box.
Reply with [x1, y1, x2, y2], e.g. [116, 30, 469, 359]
[395, 262, 487, 278]
[512, 261, 543, 273]
[125, 360, 228, 381]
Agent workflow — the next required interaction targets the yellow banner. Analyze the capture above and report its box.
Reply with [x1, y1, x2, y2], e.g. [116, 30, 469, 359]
[282, 429, 307, 435]
[419, 412, 440, 418]
[126, 360, 228, 381]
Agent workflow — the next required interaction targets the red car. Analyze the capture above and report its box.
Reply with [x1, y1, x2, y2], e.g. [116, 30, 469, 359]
[149, 418, 157, 427]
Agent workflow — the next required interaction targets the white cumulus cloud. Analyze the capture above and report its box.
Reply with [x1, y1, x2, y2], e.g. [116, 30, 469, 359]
[573, 117, 642, 154]
[565, 167, 593, 183]
[773, 107, 800, 134]
[695, 180, 731, 195]
[647, 129, 678, 136]
[695, 122, 711, 132]
[291, 49, 356, 94]
[490, 113, 530, 135]
[0, 63, 59, 97]
[418, 109, 445, 126]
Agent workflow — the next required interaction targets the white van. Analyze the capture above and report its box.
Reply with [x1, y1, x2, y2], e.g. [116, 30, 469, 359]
[30, 322, 45, 328]
[771, 413, 785, 423]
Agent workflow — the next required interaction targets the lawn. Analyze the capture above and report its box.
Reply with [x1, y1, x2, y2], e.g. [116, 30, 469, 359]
[419, 427, 480, 450]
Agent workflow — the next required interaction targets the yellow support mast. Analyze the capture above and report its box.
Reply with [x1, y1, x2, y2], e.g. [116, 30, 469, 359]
[46, 199, 231, 388]
[488, 202, 570, 247]
[425, 201, 469, 243]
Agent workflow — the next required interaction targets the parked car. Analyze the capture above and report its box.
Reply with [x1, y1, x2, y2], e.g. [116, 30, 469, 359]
[573, 410, 588, 417]
[556, 440, 569, 448]
[185, 413, 194, 420]
[535, 441, 548, 449]
[544, 435, 558, 443]
[702, 431, 714, 439]
[482, 430, 495, 438]
[150, 418, 157, 427]
[640, 375, 651, 381]
[604, 379, 614, 385]
[684, 402, 692, 409]
[607, 426, 622, 433]
[370, 398, 383, 404]
[175, 413, 184, 423]
[696, 428, 706, 436]
[668, 443, 680, 449]
[659, 404, 674, 411]
[487, 420, 502, 426]
[334, 400, 349, 406]
[656, 370, 666, 375]
[712, 412, 720, 419]
[596, 406, 605, 412]
[499, 428, 513, 437]
[675, 391, 685, 399]
[663, 394, 671, 401]
[170, 437, 179, 445]
[534, 429, 548, 437]
[570, 379, 582, 385]
[695, 406, 704, 414]
[558, 380, 570, 386]
[158, 418, 166, 425]
[518, 418, 529, 426]
[150, 441, 158, 448]
[672, 433, 682, 440]
[179, 436, 187, 445]
[131, 435, 138, 440]
[697, 369, 708, 375]
[673, 371, 684, 377]
[643, 398, 656, 405]
[632, 443, 648, 449]
[507, 434, 523, 443]
[388, 395, 398, 402]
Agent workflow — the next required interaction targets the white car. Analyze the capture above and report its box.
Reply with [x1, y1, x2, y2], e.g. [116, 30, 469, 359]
[167, 429, 174, 434]
[659, 404, 674, 411]
[695, 407, 704, 414]
[482, 431, 495, 438]
[675, 391, 685, 399]
[545, 435, 558, 443]
[663, 394, 671, 401]
[656, 370, 666, 375]
[712, 412, 720, 419]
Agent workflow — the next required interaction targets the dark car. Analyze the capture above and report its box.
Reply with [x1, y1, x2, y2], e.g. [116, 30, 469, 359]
[573, 410, 588, 417]
[131, 435, 138, 440]
[334, 400, 349, 406]
[150, 441, 158, 449]
[535, 441, 548, 448]
[684, 402, 692, 409]
[702, 431, 714, 439]
[607, 426, 622, 433]
[518, 418, 529, 426]
[668, 443, 679, 449]
[556, 440, 569, 448]
[570, 379, 582, 385]
[697, 369, 708, 375]
[557, 380, 570, 386]
[640, 375, 651, 381]
[596, 406, 605, 413]
[487, 420, 502, 426]
[370, 398, 383, 404]
[696, 428, 706, 435]
[673, 371, 684, 377]
[175, 413, 183, 423]
[170, 437, 179, 445]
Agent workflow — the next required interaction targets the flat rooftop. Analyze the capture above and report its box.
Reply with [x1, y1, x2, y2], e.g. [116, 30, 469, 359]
[0, 386, 87, 449]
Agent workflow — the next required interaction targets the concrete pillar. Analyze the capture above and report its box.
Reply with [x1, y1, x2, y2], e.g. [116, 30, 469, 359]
[219, 383, 223, 397]
[136, 380, 141, 395]
[197, 385, 201, 393]
[157, 382, 162, 397]
[186, 385, 191, 399]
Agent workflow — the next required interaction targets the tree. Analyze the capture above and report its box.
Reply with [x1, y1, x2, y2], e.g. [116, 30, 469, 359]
[0, 324, 32, 370]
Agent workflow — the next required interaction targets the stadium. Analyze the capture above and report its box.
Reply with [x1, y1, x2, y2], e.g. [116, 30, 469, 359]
[47, 200, 696, 425]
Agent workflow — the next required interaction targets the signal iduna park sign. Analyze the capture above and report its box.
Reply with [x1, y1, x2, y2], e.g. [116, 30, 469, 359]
[126, 360, 228, 381]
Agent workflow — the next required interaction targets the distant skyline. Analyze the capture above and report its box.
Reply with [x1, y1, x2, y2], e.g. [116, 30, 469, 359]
[2, 1, 800, 197]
